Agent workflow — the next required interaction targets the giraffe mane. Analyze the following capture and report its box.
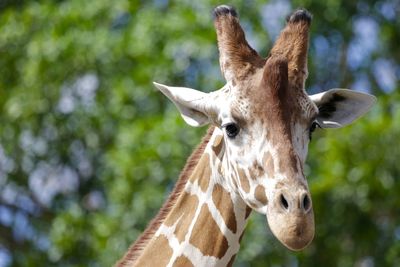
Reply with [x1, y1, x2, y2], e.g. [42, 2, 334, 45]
[116, 126, 216, 266]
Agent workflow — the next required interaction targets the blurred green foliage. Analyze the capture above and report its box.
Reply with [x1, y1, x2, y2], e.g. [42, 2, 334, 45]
[0, 0, 399, 266]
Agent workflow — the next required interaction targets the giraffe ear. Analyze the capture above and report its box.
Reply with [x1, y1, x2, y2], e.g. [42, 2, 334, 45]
[153, 82, 217, 127]
[309, 89, 376, 128]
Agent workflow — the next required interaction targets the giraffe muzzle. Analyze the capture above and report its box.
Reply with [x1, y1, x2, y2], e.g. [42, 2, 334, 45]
[266, 190, 315, 251]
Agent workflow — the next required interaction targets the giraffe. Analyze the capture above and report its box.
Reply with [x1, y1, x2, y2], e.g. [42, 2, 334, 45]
[117, 5, 376, 267]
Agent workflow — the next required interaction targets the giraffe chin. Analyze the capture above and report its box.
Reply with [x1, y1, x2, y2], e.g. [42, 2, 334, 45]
[266, 210, 315, 251]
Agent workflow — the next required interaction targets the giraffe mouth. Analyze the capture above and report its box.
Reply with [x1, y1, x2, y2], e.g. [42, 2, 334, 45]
[266, 210, 315, 251]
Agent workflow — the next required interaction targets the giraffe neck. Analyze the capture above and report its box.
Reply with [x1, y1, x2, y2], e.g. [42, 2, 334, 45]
[126, 128, 251, 267]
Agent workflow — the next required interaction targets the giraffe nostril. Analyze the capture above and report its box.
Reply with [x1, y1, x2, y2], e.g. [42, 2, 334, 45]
[302, 194, 311, 212]
[280, 194, 289, 210]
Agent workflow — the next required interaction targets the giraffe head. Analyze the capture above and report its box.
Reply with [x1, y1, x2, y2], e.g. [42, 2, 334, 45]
[154, 6, 375, 251]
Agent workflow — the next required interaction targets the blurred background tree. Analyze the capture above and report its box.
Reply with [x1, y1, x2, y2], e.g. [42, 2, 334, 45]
[0, 0, 399, 266]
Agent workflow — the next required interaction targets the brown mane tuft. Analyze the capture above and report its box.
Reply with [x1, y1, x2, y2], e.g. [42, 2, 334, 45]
[116, 126, 215, 266]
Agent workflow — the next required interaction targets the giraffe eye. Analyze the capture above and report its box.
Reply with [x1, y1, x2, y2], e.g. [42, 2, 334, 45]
[309, 121, 320, 140]
[224, 123, 240, 138]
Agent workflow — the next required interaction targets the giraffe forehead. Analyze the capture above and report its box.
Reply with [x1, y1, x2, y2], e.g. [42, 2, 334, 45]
[228, 87, 316, 131]
[219, 70, 316, 122]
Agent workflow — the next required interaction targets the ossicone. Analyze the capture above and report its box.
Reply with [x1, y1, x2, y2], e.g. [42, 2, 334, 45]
[263, 56, 289, 90]
[213, 5, 238, 19]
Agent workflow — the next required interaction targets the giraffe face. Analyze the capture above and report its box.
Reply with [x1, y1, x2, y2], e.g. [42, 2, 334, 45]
[154, 63, 375, 251]
[215, 59, 317, 250]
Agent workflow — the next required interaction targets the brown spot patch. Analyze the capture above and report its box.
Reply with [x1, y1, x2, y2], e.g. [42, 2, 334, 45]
[212, 134, 224, 156]
[263, 152, 275, 178]
[237, 167, 250, 193]
[275, 181, 285, 189]
[172, 256, 194, 267]
[189, 204, 229, 258]
[249, 161, 263, 179]
[212, 184, 237, 233]
[134, 235, 173, 266]
[254, 185, 268, 205]
[189, 153, 211, 192]
[164, 193, 198, 243]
